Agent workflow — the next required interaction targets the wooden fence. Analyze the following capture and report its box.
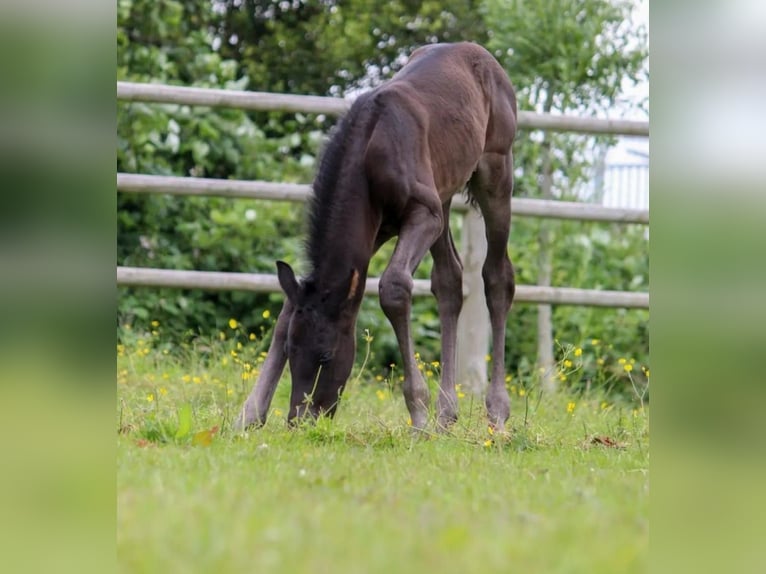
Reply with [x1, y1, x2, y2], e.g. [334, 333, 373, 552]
[116, 81, 649, 385]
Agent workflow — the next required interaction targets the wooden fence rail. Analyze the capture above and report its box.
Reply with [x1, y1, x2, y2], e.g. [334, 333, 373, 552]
[117, 266, 649, 309]
[117, 173, 649, 224]
[117, 81, 650, 136]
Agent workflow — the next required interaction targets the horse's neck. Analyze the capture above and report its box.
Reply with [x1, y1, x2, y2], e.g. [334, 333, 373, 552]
[312, 192, 377, 290]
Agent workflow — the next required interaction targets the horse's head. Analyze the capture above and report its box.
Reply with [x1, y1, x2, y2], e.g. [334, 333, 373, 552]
[276, 261, 360, 423]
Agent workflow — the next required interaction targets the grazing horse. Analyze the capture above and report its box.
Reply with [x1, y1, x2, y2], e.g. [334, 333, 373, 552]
[235, 42, 517, 431]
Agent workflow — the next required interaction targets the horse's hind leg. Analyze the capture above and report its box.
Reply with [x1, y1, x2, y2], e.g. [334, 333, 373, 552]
[233, 299, 293, 430]
[471, 152, 515, 430]
[379, 194, 444, 431]
[429, 201, 463, 430]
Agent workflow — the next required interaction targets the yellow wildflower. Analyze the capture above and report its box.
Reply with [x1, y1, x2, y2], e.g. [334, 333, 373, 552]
[483, 439, 492, 448]
[574, 347, 582, 357]
[159, 387, 168, 396]
[431, 361, 440, 368]
[505, 374, 512, 383]
[519, 388, 526, 397]
[146, 393, 154, 402]
[273, 408, 283, 417]
[618, 357, 627, 365]
[623, 364, 633, 373]
[227, 389, 234, 396]
[487, 426, 494, 436]
[597, 358, 605, 366]
[219, 331, 226, 341]
[591, 338, 600, 346]
[600, 401, 608, 410]
[485, 354, 491, 362]
[151, 320, 159, 328]
[249, 333, 256, 341]
[182, 374, 191, 383]
[192, 376, 202, 384]
[375, 375, 383, 382]
[262, 310, 271, 319]
[228, 318, 238, 329]
[563, 359, 573, 368]
[376, 389, 386, 401]
[566, 401, 576, 414]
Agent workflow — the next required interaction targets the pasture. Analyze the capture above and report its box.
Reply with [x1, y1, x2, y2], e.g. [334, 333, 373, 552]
[117, 324, 649, 573]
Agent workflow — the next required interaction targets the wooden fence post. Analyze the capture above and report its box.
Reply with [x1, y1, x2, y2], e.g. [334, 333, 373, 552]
[456, 210, 490, 396]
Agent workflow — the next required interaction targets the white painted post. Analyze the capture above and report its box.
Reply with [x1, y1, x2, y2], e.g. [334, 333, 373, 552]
[456, 210, 490, 396]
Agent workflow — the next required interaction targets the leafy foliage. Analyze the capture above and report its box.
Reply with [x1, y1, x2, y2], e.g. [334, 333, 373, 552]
[117, 0, 649, 397]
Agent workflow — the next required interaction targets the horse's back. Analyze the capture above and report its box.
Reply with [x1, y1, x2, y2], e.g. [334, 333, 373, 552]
[363, 43, 516, 203]
[397, 42, 516, 151]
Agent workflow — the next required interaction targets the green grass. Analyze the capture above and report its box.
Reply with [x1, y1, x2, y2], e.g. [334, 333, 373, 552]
[117, 327, 649, 574]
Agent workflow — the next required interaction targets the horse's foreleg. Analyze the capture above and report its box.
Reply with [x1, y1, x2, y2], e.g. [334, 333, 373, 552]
[233, 299, 293, 430]
[429, 202, 463, 430]
[473, 153, 515, 431]
[379, 199, 443, 431]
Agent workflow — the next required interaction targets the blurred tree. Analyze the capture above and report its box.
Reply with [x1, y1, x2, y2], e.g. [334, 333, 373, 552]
[216, 0, 487, 95]
[117, 0, 314, 335]
[483, 0, 648, 390]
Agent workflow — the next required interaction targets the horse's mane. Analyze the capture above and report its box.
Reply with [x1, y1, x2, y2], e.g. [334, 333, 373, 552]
[305, 106, 360, 274]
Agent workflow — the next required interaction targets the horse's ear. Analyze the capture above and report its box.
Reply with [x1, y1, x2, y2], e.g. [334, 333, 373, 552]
[326, 267, 360, 312]
[276, 261, 299, 303]
[346, 268, 360, 301]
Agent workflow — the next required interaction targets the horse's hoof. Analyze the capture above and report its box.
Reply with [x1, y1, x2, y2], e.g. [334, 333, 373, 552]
[436, 413, 458, 433]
